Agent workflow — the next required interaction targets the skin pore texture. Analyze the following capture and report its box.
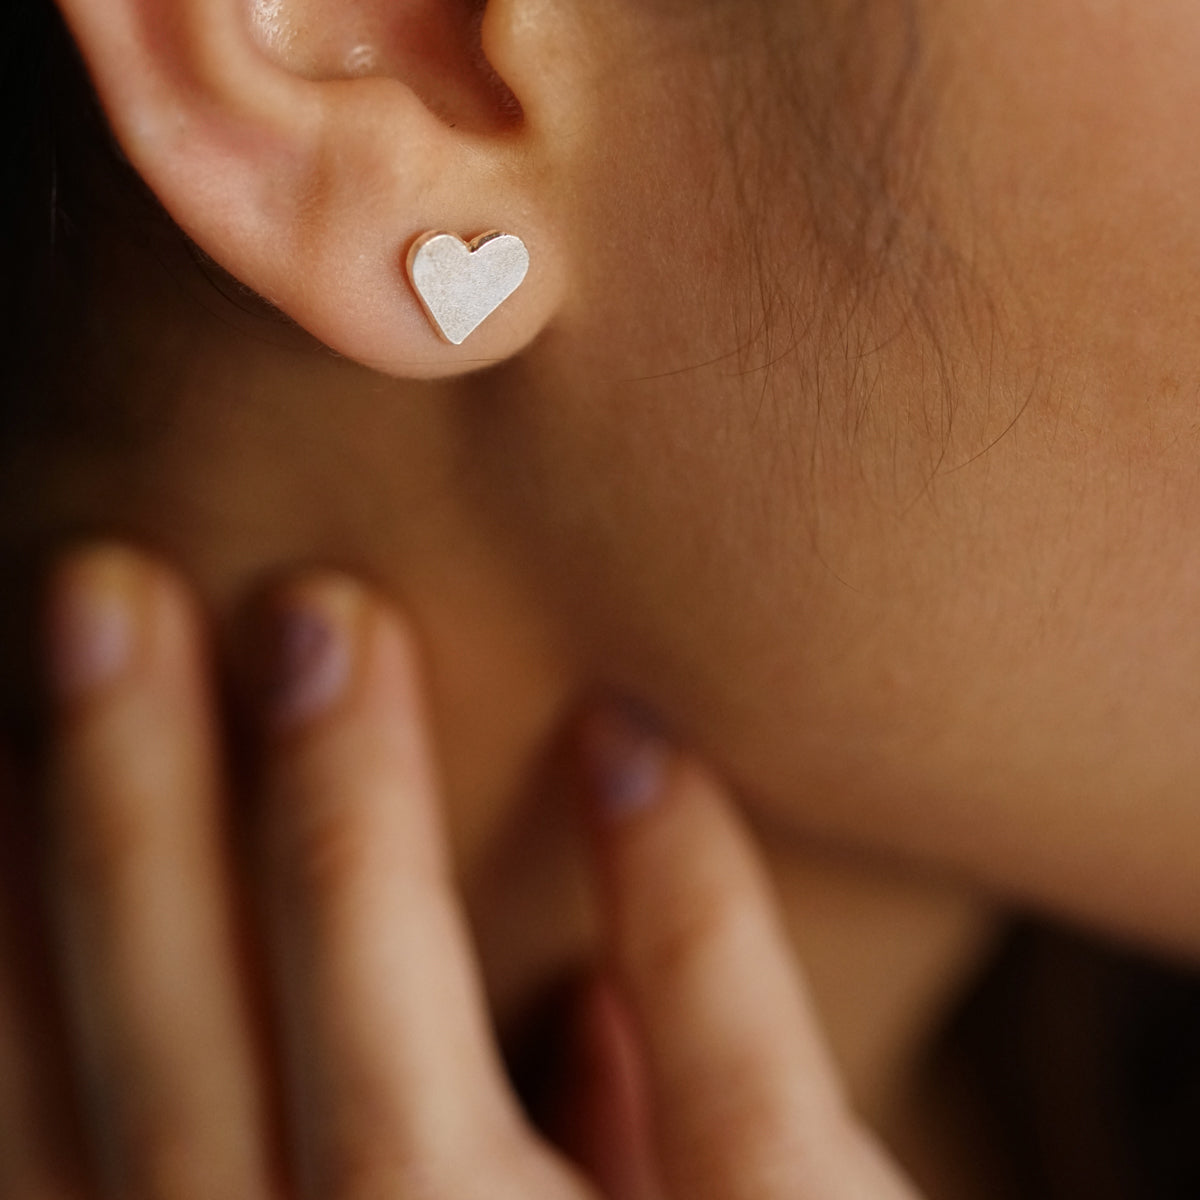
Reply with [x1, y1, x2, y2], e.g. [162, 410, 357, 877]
[5, 0, 1200, 1192]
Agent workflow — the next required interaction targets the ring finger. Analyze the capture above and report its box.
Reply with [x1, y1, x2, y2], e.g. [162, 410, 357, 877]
[39, 546, 282, 1197]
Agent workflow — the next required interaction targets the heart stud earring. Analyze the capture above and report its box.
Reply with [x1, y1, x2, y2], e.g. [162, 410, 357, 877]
[406, 230, 531, 346]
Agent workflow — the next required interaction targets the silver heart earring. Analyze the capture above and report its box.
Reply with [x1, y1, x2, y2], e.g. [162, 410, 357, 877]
[406, 230, 531, 346]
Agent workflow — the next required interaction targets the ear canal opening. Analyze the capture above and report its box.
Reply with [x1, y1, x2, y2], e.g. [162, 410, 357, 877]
[249, 0, 523, 133]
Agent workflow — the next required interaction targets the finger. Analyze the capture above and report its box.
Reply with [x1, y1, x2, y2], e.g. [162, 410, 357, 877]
[550, 976, 664, 1200]
[0, 739, 92, 1196]
[246, 579, 549, 1197]
[580, 707, 921, 1200]
[40, 545, 281, 1197]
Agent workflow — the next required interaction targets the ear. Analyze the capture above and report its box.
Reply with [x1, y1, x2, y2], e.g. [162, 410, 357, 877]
[54, 0, 576, 377]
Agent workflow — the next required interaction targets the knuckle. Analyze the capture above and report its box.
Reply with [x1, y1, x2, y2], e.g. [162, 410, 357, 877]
[52, 775, 155, 893]
[275, 788, 375, 905]
[687, 1083, 789, 1160]
[122, 1124, 214, 1200]
[323, 1142, 447, 1200]
[110, 1109, 284, 1200]
[634, 873, 752, 987]
[48, 716, 188, 892]
[672, 1097, 844, 1200]
[324, 1113, 532, 1200]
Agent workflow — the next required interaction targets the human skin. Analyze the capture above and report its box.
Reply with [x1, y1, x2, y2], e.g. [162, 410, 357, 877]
[3, 553, 936, 1199]
[4, 0, 1200, 1188]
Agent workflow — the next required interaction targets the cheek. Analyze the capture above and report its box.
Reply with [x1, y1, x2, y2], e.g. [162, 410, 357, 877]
[932, 0, 1200, 376]
[459, 368, 803, 718]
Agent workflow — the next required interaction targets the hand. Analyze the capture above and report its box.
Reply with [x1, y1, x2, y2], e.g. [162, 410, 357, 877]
[0, 544, 925, 1199]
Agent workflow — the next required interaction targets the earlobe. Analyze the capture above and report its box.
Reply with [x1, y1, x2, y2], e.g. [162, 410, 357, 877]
[53, 0, 568, 378]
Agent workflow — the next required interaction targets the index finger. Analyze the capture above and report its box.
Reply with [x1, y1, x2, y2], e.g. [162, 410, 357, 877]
[579, 708, 921, 1200]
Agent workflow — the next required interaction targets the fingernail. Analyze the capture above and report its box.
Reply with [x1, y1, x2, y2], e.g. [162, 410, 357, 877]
[44, 549, 142, 703]
[579, 704, 670, 819]
[257, 593, 357, 732]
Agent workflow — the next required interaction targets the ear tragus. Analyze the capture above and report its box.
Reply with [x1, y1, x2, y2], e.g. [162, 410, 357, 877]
[55, 0, 568, 378]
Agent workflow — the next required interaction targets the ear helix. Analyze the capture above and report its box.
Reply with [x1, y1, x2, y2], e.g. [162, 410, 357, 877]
[405, 230, 531, 346]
